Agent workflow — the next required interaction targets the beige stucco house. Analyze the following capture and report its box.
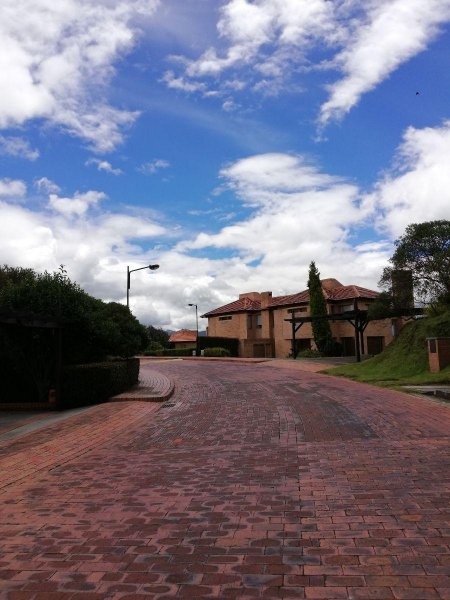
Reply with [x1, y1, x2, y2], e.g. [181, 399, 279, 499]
[168, 329, 197, 350]
[202, 278, 402, 359]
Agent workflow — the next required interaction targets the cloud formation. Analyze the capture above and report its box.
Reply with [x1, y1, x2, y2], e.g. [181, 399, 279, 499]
[0, 135, 39, 160]
[319, 0, 450, 125]
[86, 158, 123, 175]
[0, 0, 160, 151]
[0, 178, 27, 198]
[138, 159, 171, 175]
[165, 0, 450, 125]
[1, 121, 449, 330]
[371, 120, 450, 237]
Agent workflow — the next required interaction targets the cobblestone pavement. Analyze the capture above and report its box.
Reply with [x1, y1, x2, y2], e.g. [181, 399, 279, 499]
[1, 361, 449, 600]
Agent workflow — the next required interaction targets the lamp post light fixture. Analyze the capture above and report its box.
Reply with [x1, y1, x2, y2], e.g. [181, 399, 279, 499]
[188, 303, 199, 355]
[127, 264, 159, 309]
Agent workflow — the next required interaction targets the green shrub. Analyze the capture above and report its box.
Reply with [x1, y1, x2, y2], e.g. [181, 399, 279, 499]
[142, 349, 163, 356]
[61, 358, 139, 408]
[199, 336, 239, 356]
[322, 339, 343, 357]
[143, 341, 165, 356]
[297, 349, 322, 358]
[162, 347, 195, 356]
[203, 347, 231, 357]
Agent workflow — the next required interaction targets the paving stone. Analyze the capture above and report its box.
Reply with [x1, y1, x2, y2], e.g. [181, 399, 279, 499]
[0, 360, 449, 600]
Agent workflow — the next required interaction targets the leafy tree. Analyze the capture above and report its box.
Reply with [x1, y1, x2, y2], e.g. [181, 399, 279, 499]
[366, 291, 396, 321]
[380, 220, 450, 308]
[146, 325, 170, 348]
[307, 261, 333, 354]
[0, 265, 148, 400]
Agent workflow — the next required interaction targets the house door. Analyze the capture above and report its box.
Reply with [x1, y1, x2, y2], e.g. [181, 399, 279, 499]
[367, 336, 384, 355]
[341, 337, 356, 356]
[253, 344, 266, 358]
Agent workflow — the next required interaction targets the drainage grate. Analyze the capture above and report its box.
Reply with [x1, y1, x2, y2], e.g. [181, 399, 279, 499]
[160, 402, 176, 408]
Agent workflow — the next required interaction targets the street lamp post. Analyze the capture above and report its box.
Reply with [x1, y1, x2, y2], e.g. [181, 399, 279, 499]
[127, 264, 159, 309]
[188, 303, 199, 356]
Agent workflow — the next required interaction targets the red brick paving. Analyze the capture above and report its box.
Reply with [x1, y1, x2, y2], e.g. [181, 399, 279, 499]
[0, 361, 449, 599]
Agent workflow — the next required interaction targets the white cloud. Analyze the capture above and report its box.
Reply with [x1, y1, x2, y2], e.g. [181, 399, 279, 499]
[86, 158, 123, 175]
[183, 0, 337, 80]
[370, 121, 450, 237]
[319, 0, 450, 126]
[222, 99, 237, 112]
[0, 135, 39, 160]
[0, 178, 27, 198]
[34, 177, 61, 194]
[0, 0, 160, 151]
[138, 159, 171, 174]
[161, 70, 207, 93]
[2, 123, 449, 330]
[180, 152, 388, 298]
[48, 190, 107, 217]
[165, 0, 450, 126]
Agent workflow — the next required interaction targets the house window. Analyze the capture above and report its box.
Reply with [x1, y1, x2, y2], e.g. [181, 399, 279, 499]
[256, 314, 262, 328]
[288, 307, 307, 314]
[333, 303, 354, 314]
[219, 315, 232, 321]
[247, 315, 253, 329]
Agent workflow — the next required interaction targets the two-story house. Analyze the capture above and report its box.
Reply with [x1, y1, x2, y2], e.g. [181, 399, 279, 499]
[202, 278, 400, 359]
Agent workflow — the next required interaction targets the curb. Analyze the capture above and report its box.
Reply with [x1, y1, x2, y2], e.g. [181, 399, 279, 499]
[108, 369, 174, 403]
[138, 356, 270, 364]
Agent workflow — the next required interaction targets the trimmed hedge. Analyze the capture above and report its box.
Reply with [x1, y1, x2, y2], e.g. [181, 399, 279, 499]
[199, 336, 239, 357]
[61, 358, 139, 408]
[203, 347, 231, 357]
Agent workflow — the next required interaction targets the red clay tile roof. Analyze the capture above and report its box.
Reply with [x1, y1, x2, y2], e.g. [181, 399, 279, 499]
[169, 329, 197, 343]
[202, 282, 379, 317]
[269, 290, 309, 307]
[328, 285, 379, 301]
[201, 297, 261, 317]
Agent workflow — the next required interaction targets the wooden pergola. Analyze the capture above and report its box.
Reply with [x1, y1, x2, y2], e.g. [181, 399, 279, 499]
[285, 306, 424, 362]
[286, 309, 369, 362]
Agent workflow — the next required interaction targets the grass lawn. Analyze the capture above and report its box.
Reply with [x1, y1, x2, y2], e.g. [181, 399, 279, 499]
[323, 311, 450, 388]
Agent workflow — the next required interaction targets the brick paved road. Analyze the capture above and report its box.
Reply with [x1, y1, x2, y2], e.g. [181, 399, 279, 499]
[1, 361, 449, 600]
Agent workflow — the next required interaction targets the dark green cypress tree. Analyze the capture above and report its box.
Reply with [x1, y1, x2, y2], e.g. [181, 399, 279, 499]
[307, 261, 333, 354]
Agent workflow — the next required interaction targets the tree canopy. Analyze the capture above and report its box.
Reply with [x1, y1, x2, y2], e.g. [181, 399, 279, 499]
[0, 265, 148, 364]
[146, 325, 170, 348]
[380, 220, 450, 308]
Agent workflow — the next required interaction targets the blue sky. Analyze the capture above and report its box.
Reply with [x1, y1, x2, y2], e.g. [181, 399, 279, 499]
[1, 0, 450, 330]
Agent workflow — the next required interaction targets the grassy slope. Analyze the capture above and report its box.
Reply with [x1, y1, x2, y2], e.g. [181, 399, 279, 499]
[325, 311, 450, 386]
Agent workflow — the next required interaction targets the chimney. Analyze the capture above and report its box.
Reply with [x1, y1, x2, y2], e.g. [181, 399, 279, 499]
[239, 292, 261, 301]
[260, 291, 272, 309]
[391, 270, 414, 308]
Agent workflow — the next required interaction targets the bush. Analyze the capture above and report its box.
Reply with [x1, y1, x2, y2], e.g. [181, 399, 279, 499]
[297, 349, 322, 358]
[162, 347, 195, 356]
[322, 339, 343, 357]
[61, 358, 139, 408]
[199, 336, 239, 357]
[203, 347, 231, 357]
[143, 341, 164, 355]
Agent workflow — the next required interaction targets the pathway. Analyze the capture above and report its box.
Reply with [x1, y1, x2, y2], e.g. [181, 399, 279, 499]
[0, 361, 449, 599]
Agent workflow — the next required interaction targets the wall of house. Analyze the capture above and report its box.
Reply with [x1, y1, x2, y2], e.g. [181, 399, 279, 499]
[173, 341, 196, 349]
[206, 298, 405, 359]
[271, 302, 402, 358]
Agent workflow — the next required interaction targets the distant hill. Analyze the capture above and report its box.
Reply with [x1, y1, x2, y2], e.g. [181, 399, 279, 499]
[326, 311, 450, 386]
